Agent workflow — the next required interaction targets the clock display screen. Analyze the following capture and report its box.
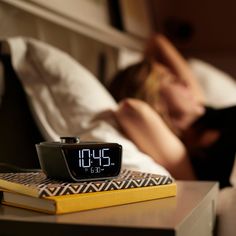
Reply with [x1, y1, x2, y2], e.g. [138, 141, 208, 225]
[62, 143, 122, 180]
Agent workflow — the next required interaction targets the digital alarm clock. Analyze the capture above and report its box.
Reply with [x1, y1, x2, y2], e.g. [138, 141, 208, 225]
[36, 137, 122, 182]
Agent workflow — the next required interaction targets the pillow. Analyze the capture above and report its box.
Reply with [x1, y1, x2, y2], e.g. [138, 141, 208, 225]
[189, 58, 236, 108]
[6, 37, 170, 176]
[7, 37, 117, 140]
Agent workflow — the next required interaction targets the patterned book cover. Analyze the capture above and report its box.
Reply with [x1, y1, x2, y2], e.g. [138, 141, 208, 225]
[0, 169, 174, 198]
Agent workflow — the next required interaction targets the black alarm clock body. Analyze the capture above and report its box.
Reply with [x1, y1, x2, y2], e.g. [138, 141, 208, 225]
[36, 137, 122, 182]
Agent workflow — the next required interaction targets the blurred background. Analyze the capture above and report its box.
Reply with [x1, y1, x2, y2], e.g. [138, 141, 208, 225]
[1, 0, 236, 80]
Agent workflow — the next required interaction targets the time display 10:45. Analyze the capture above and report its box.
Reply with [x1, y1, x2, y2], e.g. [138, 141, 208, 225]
[63, 143, 122, 180]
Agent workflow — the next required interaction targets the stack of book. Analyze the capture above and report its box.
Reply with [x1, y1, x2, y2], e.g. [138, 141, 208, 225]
[0, 169, 176, 214]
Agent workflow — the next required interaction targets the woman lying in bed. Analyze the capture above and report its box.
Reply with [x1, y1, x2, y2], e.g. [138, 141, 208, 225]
[109, 34, 236, 188]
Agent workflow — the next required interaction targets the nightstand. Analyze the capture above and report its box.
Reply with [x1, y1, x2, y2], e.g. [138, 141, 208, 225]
[0, 181, 218, 236]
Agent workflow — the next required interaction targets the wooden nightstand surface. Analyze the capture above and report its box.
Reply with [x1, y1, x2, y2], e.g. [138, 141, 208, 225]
[0, 181, 218, 236]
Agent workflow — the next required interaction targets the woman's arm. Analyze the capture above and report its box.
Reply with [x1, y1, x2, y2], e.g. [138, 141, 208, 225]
[144, 34, 205, 104]
[115, 98, 196, 180]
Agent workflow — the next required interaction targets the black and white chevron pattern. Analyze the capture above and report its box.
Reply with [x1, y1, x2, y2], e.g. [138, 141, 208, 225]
[0, 169, 174, 197]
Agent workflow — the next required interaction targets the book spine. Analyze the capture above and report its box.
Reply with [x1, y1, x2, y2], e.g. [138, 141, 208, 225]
[49, 183, 177, 214]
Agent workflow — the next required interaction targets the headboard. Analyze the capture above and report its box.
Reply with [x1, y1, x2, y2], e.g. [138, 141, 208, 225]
[0, 0, 144, 85]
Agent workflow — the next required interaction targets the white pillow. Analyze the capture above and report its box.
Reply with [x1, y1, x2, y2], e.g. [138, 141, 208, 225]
[6, 37, 170, 176]
[8, 37, 117, 139]
[189, 58, 236, 108]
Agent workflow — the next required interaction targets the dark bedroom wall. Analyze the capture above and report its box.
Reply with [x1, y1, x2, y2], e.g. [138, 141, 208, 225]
[149, 0, 236, 78]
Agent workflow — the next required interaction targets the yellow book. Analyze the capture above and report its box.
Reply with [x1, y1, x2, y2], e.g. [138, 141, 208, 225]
[2, 183, 176, 214]
[0, 169, 176, 214]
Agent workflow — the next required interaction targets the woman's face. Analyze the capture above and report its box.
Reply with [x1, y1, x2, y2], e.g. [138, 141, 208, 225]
[154, 63, 204, 121]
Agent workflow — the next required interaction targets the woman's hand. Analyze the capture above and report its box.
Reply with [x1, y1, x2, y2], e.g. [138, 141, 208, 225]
[160, 76, 205, 131]
[144, 34, 206, 105]
[150, 62, 205, 133]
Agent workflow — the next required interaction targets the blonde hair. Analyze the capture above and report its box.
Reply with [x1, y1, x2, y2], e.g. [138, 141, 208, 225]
[109, 60, 176, 132]
[136, 63, 162, 109]
[109, 60, 161, 106]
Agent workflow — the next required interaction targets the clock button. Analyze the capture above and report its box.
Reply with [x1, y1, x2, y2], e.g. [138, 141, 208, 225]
[60, 136, 80, 144]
